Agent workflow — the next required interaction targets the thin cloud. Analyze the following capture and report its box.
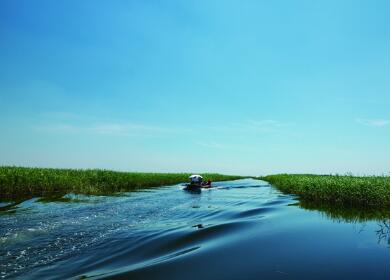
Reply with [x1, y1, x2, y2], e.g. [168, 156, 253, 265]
[35, 112, 168, 135]
[243, 119, 289, 128]
[197, 141, 232, 149]
[199, 120, 293, 136]
[35, 113, 291, 138]
[41, 112, 94, 121]
[89, 123, 165, 135]
[229, 119, 292, 132]
[33, 124, 80, 133]
[356, 118, 390, 127]
[33, 121, 191, 136]
[33, 122, 165, 135]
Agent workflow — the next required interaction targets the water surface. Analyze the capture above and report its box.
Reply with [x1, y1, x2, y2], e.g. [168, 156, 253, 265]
[2, 179, 390, 279]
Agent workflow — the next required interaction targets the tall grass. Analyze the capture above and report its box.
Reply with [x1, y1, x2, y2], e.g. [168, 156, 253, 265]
[262, 174, 390, 208]
[0, 166, 243, 201]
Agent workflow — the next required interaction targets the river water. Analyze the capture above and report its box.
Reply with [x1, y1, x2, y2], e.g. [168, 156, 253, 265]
[2, 179, 390, 279]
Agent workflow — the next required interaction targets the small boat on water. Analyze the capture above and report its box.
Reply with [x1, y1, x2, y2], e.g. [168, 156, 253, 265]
[183, 175, 212, 192]
[183, 183, 202, 193]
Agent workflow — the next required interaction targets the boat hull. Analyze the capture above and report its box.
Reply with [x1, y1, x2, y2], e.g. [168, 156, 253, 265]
[183, 183, 211, 192]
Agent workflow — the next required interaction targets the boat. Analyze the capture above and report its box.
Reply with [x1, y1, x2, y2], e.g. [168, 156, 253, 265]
[182, 184, 201, 194]
[183, 175, 212, 192]
[183, 183, 202, 190]
[183, 183, 212, 191]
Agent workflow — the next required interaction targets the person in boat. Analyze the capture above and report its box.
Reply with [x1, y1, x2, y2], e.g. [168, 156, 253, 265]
[189, 175, 203, 187]
[202, 180, 212, 187]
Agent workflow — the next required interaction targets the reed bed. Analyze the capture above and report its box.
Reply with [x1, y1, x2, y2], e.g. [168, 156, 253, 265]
[262, 174, 390, 208]
[0, 166, 243, 201]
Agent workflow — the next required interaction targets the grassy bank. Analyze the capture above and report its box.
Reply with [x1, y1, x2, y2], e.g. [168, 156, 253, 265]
[0, 166, 243, 201]
[262, 174, 390, 208]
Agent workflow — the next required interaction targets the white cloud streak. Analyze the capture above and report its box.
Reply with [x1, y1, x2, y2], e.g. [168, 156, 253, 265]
[232, 119, 290, 130]
[33, 124, 80, 133]
[203, 119, 293, 133]
[356, 118, 390, 127]
[89, 123, 165, 135]
[197, 141, 232, 149]
[35, 112, 291, 139]
[34, 122, 166, 136]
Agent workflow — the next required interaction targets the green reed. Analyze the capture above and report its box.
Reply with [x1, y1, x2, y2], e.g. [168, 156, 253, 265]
[262, 174, 390, 208]
[0, 166, 243, 201]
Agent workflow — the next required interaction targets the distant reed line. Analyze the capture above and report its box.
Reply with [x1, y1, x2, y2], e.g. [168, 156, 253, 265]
[262, 174, 390, 208]
[0, 166, 243, 201]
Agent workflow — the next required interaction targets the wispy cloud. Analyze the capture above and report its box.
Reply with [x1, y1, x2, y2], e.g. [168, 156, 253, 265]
[89, 123, 165, 135]
[231, 119, 290, 130]
[204, 119, 292, 134]
[34, 122, 166, 136]
[40, 111, 93, 121]
[34, 124, 81, 133]
[35, 113, 291, 139]
[356, 118, 390, 127]
[197, 141, 232, 149]
[34, 111, 174, 136]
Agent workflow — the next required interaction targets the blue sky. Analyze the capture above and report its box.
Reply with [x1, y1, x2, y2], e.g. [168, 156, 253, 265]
[1, 0, 390, 175]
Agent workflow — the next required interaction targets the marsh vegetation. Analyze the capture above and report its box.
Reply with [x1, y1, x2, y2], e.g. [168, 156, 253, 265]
[0, 166, 243, 201]
[263, 174, 390, 208]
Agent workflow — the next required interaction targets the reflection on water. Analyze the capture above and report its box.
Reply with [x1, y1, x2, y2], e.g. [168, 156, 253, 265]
[2, 179, 390, 280]
[375, 221, 390, 245]
[296, 200, 390, 222]
[296, 200, 390, 246]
